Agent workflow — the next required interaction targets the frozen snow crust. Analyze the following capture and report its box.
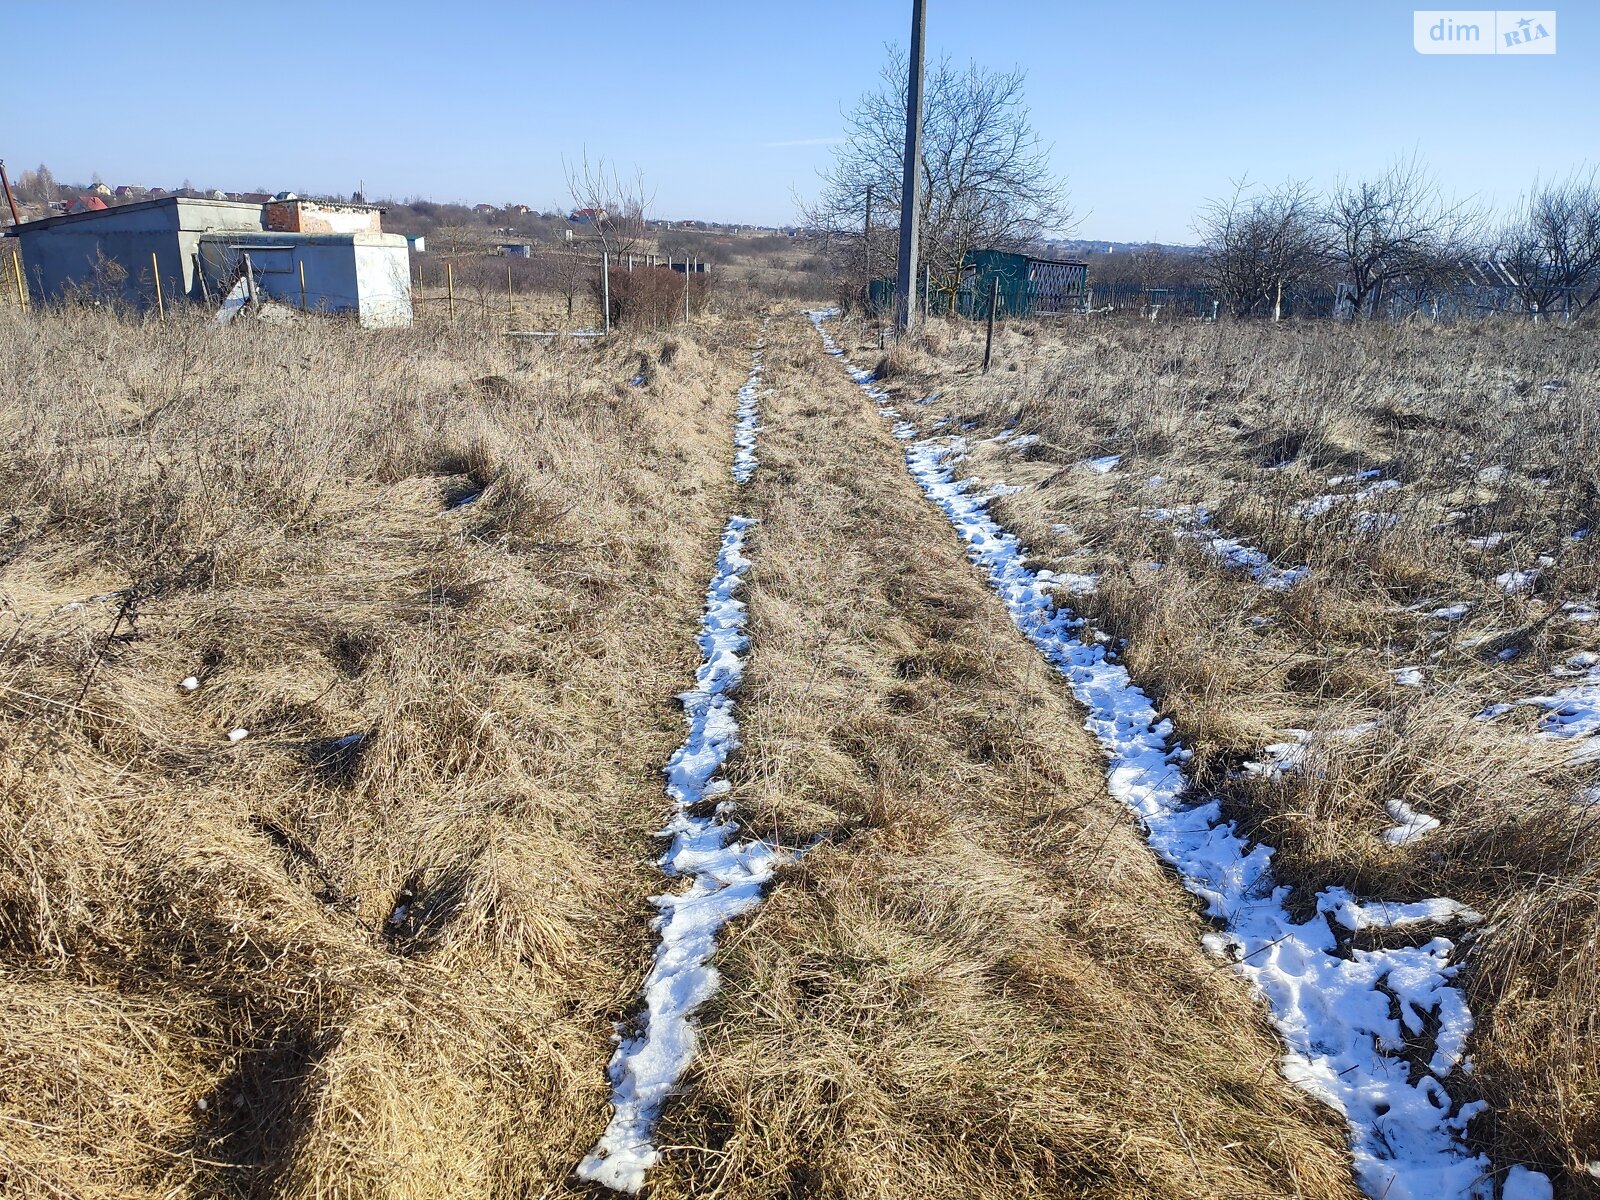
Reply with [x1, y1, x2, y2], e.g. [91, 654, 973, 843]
[806, 309, 1545, 1200]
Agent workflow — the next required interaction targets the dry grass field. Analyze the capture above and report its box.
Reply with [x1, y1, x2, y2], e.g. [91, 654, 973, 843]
[841, 311, 1600, 1196]
[3, 291, 1594, 1199]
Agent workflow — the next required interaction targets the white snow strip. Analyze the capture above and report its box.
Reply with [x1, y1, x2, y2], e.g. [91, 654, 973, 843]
[1393, 667, 1426, 688]
[1329, 469, 1382, 485]
[1466, 533, 1511, 549]
[807, 309, 1541, 1200]
[576, 516, 781, 1193]
[1430, 603, 1474, 621]
[1085, 453, 1122, 474]
[732, 324, 768, 484]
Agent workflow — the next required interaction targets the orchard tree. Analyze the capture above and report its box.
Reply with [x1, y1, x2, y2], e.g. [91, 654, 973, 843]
[805, 47, 1071, 305]
[1498, 169, 1600, 318]
[1196, 178, 1325, 318]
[1322, 155, 1481, 319]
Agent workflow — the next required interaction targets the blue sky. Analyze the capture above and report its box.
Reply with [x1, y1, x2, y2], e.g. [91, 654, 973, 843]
[4, 1, 1594, 241]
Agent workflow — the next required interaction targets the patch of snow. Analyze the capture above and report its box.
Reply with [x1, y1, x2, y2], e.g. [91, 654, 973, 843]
[227, 728, 248, 742]
[1564, 601, 1600, 623]
[1202, 534, 1309, 590]
[892, 421, 918, 440]
[1035, 568, 1099, 596]
[1503, 1165, 1555, 1200]
[1381, 799, 1442, 845]
[1429, 603, 1473, 621]
[1477, 661, 1600, 762]
[1496, 569, 1540, 594]
[1329, 469, 1383, 485]
[576, 516, 781, 1194]
[1085, 453, 1122, 474]
[1357, 512, 1398, 533]
[1476, 465, 1508, 485]
[181, 676, 200, 691]
[1466, 534, 1510, 549]
[1393, 667, 1425, 688]
[1006, 433, 1040, 450]
[1146, 474, 1166, 488]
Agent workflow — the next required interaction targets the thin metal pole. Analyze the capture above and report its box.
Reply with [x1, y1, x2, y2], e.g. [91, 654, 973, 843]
[507, 261, 514, 322]
[602, 250, 611, 334]
[12, 249, 27, 309]
[864, 184, 873, 310]
[299, 260, 308, 311]
[982, 276, 998, 373]
[924, 263, 930, 321]
[446, 261, 455, 325]
[244, 253, 257, 307]
[151, 252, 165, 321]
[684, 266, 691, 323]
[895, 0, 926, 334]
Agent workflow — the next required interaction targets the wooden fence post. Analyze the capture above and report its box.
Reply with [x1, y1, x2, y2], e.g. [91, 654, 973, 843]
[982, 277, 999, 374]
[299, 260, 308, 311]
[151, 252, 165, 321]
[507, 261, 514, 323]
[446, 261, 455, 326]
[602, 251, 611, 334]
[11, 249, 26, 310]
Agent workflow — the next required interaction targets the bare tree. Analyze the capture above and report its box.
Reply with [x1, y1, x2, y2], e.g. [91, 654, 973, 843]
[1498, 169, 1600, 318]
[1322, 156, 1481, 319]
[804, 47, 1071, 306]
[564, 154, 652, 260]
[1196, 179, 1325, 318]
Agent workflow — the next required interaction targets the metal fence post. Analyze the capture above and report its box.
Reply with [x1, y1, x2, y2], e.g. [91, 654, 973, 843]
[299, 260, 308, 311]
[151, 252, 165, 321]
[11, 249, 26, 310]
[982, 277, 999, 374]
[602, 250, 611, 334]
[446, 261, 455, 326]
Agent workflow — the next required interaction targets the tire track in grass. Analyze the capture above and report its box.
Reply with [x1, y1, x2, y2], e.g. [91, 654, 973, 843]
[805, 309, 1552, 1200]
[577, 326, 779, 1194]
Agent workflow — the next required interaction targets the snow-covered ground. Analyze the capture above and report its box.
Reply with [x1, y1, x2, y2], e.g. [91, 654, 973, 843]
[807, 309, 1546, 1200]
[1477, 652, 1600, 764]
[1147, 504, 1309, 590]
[578, 338, 779, 1193]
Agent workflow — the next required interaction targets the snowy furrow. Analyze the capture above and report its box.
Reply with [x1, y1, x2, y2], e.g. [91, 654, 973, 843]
[1145, 504, 1308, 590]
[577, 335, 778, 1194]
[733, 323, 768, 483]
[805, 309, 1546, 1200]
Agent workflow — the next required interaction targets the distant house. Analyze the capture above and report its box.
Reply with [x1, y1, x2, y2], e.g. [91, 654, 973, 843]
[473, 203, 497, 214]
[114, 185, 146, 200]
[146, 187, 167, 198]
[64, 195, 109, 215]
[568, 207, 607, 225]
[89, 183, 113, 198]
[508, 204, 532, 215]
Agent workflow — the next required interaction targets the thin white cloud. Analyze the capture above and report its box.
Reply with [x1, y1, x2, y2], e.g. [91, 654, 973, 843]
[762, 136, 845, 148]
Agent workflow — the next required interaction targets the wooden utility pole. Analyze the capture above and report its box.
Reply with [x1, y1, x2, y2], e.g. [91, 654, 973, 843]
[894, 0, 926, 335]
[982, 277, 999, 373]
